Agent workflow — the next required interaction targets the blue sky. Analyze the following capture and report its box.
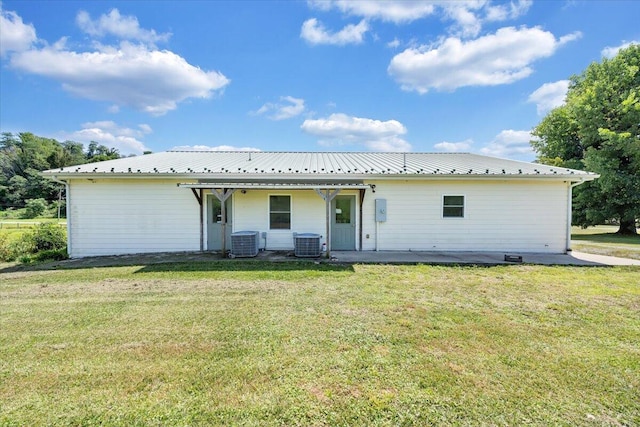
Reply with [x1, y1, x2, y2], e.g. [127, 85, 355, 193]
[1, 1, 638, 161]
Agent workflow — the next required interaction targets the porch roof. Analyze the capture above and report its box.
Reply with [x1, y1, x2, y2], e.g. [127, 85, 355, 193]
[177, 182, 372, 190]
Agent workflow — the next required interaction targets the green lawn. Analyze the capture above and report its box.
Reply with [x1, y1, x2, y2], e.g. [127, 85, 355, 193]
[572, 225, 640, 260]
[1, 262, 639, 426]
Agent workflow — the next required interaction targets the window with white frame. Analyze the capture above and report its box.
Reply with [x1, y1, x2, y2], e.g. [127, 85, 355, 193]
[443, 195, 464, 218]
[269, 195, 291, 229]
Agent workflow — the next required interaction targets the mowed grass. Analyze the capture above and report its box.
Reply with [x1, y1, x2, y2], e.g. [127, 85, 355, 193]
[572, 225, 640, 260]
[1, 262, 639, 426]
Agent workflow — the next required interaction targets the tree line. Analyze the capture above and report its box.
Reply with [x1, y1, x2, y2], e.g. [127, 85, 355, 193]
[0, 132, 121, 213]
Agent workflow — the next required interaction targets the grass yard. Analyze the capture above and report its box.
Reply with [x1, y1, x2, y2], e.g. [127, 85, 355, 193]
[572, 225, 640, 260]
[1, 262, 639, 426]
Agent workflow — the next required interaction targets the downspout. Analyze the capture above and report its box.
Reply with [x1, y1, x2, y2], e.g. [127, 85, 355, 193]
[566, 181, 583, 253]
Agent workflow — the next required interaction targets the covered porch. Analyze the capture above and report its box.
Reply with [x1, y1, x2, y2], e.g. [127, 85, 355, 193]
[178, 182, 373, 257]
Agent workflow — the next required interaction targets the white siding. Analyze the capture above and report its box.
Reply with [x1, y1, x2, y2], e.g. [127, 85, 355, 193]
[360, 179, 569, 253]
[68, 179, 200, 257]
[67, 178, 570, 257]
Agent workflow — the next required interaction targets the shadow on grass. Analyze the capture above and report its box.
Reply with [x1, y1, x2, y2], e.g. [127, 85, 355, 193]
[134, 260, 355, 274]
[0, 253, 355, 274]
[572, 233, 640, 245]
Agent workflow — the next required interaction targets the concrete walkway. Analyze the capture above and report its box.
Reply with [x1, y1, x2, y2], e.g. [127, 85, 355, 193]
[329, 250, 640, 266]
[24, 249, 639, 271]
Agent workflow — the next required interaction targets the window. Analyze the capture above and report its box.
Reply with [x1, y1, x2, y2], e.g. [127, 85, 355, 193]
[443, 195, 464, 218]
[270, 195, 291, 229]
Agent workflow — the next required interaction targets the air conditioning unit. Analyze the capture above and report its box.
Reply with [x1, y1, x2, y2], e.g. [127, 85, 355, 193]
[294, 233, 322, 257]
[230, 231, 259, 257]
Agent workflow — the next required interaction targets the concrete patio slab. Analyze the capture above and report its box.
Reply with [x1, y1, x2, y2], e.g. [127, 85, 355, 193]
[328, 250, 640, 266]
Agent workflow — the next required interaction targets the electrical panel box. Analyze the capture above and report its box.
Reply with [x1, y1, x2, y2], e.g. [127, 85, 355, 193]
[375, 199, 387, 222]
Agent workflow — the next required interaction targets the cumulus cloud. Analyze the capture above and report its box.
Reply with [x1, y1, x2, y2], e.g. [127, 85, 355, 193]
[254, 96, 305, 120]
[76, 9, 171, 45]
[528, 80, 569, 114]
[10, 41, 229, 115]
[308, 0, 436, 24]
[64, 121, 152, 155]
[307, 0, 532, 38]
[388, 26, 581, 93]
[171, 145, 261, 152]
[434, 139, 474, 152]
[485, 0, 532, 22]
[601, 40, 638, 58]
[301, 18, 369, 45]
[5, 8, 229, 115]
[0, 5, 37, 56]
[479, 129, 534, 159]
[301, 113, 411, 151]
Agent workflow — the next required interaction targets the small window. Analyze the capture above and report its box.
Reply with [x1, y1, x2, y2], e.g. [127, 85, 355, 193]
[270, 195, 291, 229]
[443, 195, 464, 218]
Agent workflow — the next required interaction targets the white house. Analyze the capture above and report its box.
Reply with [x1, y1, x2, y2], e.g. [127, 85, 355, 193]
[42, 151, 598, 258]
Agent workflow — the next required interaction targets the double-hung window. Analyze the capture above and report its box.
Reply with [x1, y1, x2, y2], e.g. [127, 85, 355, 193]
[269, 195, 291, 229]
[443, 195, 465, 218]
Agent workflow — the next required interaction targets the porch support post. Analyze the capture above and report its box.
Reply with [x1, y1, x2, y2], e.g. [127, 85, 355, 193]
[358, 188, 366, 251]
[186, 187, 205, 252]
[314, 188, 341, 258]
[211, 188, 236, 256]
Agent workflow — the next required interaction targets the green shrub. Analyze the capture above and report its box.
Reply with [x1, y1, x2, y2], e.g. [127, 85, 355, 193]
[0, 234, 12, 261]
[26, 222, 67, 252]
[22, 198, 48, 219]
[0, 234, 33, 262]
[32, 248, 68, 262]
[0, 223, 67, 263]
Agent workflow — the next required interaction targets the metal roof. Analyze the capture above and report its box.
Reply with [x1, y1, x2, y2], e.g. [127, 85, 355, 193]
[43, 151, 598, 181]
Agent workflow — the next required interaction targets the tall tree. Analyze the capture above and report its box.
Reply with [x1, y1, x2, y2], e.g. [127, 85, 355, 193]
[532, 44, 640, 235]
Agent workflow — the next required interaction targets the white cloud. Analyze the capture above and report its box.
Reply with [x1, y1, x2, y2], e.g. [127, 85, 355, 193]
[0, 5, 37, 57]
[601, 40, 639, 58]
[387, 38, 401, 49]
[485, 0, 532, 22]
[254, 96, 305, 120]
[308, 0, 436, 24]
[301, 113, 411, 151]
[170, 145, 261, 152]
[443, 3, 482, 38]
[10, 41, 230, 115]
[434, 139, 474, 152]
[307, 0, 533, 38]
[3, 8, 228, 115]
[388, 27, 581, 93]
[64, 121, 152, 155]
[479, 129, 534, 159]
[301, 18, 369, 45]
[528, 80, 569, 114]
[76, 9, 171, 45]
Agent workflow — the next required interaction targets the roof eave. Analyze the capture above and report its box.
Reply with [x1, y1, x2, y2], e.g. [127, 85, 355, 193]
[42, 171, 599, 182]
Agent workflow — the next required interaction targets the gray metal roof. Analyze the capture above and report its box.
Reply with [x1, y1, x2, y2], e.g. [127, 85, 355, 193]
[43, 151, 598, 181]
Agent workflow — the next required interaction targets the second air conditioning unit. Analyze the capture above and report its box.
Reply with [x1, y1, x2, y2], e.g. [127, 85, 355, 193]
[294, 233, 322, 257]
